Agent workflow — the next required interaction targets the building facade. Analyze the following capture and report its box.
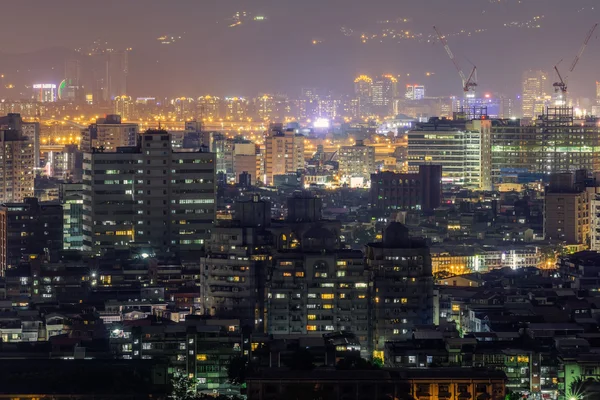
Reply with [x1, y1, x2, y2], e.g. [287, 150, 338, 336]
[0, 114, 35, 203]
[81, 114, 139, 153]
[0, 197, 63, 273]
[365, 223, 434, 351]
[264, 127, 304, 185]
[82, 130, 216, 256]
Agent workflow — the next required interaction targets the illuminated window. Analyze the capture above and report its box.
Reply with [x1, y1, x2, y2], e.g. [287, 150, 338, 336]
[337, 261, 347, 266]
[280, 261, 292, 266]
[337, 271, 346, 277]
[393, 329, 399, 334]
[295, 271, 305, 277]
[339, 293, 346, 299]
[196, 354, 207, 361]
[323, 304, 334, 309]
[401, 298, 408, 304]
[283, 272, 292, 277]
[355, 283, 368, 288]
[308, 315, 317, 320]
[275, 293, 286, 299]
[321, 294, 334, 299]
[307, 325, 317, 331]
[452, 304, 460, 311]
[358, 294, 366, 299]
[517, 356, 529, 363]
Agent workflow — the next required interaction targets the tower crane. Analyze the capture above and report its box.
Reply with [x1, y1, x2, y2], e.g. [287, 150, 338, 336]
[433, 25, 477, 95]
[553, 23, 598, 98]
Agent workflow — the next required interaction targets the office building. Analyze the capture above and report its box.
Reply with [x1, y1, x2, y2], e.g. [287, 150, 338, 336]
[264, 126, 305, 185]
[0, 197, 63, 273]
[365, 222, 434, 351]
[114, 95, 134, 120]
[522, 70, 548, 118]
[338, 140, 376, 187]
[370, 165, 442, 212]
[33, 84, 57, 103]
[82, 130, 216, 256]
[491, 108, 600, 186]
[0, 114, 35, 203]
[201, 195, 271, 330]
[407, 117, 491, 189]
[81, 114, 139, 152]
[60, 183, 84, 251]
[405, 85, 425, 101]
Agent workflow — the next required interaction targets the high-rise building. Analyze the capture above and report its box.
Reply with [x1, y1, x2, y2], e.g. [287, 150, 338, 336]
[233, 141, 257, 184]
[197, 95, 222, 120]
[371, 75, 398, 114]
[82, 130, 216, 256]
[106, 50, 128, 101]
[365, 222, 433, 351]
[21, 121, 40, 169]
[521, 70, 548, 118]
[81, 114, 138, 152]
[33, 84, 57, 103]
[114, 96, 134, 120]
[354, 75, 373, 117]
[405, 85, 425, 101]
[0, 114, 34, 203]
[224, 97, 248, 121]
[407, 117, 491, 188]
[264, 126, 305, 185]
[267, 195, 370, 346]
[46, 144, 82, 181]
[61, 59, 82, 102]
[338, 140, 376, 187]
[201, 195, 271, 330]
[544, 171, 597, 245]
[0, 197, 63, 274]
[370, 165, 442, 212]
[60, 183, 84, 250]
[491, 108, 600, 186]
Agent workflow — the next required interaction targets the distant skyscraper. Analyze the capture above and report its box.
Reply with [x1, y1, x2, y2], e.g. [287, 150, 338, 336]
[596, 81, 600, 105]
[521, 70, 548, 118]
[114, 96, 134, 120]
[405, 84, 425, 100]
[106, 50, 128, 101]
[33, 84, 57, 102]
[354, 75, 373, 117]
[61, 59, 82, 101]
[371, 75, 398, 115]
[224, 97, 248, 121]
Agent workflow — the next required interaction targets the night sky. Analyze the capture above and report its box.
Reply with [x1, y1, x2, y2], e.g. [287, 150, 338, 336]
[2, 0, 600, 99]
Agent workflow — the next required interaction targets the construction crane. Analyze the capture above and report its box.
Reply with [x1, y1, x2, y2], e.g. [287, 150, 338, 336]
[433, 25, 477, 95]
[553, 23, 598, 97]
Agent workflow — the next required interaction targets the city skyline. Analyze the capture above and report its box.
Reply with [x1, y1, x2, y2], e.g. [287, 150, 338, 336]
[1, 1, 600, 98]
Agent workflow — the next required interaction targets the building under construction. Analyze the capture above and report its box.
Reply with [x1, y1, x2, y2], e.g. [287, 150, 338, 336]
[491, 106, 600, 185]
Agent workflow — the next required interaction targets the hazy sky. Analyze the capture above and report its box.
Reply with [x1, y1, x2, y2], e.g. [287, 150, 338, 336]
[2, 0, 600, 98]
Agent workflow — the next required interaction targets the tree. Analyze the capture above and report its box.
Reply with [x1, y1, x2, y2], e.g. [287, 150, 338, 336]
[170, 371, 198, 400]
[568, 376, 600, 400]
